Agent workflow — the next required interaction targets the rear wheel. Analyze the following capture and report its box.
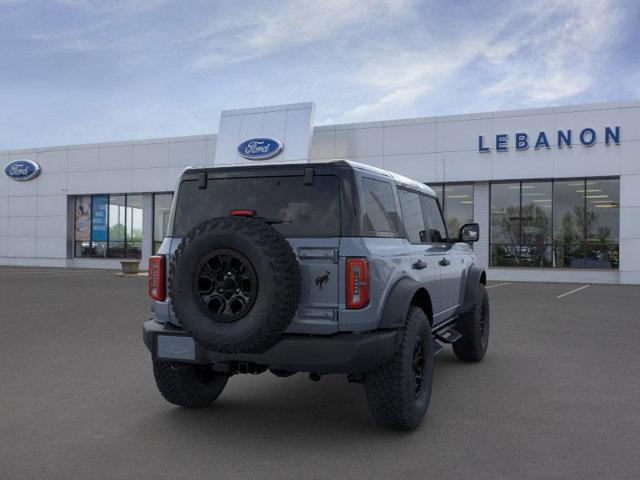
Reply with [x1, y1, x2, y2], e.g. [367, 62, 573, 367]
[453, 283, 490, 362]
[153, 361, 228, 408]
[364, 307, 434, 431]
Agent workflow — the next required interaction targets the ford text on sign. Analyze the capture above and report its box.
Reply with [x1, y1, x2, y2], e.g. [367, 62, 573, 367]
[4, 159, 41, 181]
[237, 138, 283, 160]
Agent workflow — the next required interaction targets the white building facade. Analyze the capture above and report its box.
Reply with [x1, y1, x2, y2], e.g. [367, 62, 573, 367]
[1, 100, 639, 284]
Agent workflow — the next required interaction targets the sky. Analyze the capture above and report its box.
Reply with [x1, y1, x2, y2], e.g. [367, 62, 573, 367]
[1, 0, 639, 150]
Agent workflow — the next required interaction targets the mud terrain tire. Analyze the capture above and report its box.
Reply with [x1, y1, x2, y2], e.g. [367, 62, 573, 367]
[169, 217, 300, 353]
[153, 361, 228, 408]
[453, 283, 490, 362]
[364, 307, 434, 431]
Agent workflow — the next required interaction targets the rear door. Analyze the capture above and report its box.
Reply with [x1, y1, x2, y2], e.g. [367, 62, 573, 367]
[397, 189, 443, 317]
[420, 194, 461, 322]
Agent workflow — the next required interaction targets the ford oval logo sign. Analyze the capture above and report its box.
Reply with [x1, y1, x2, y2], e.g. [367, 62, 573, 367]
[4, 159, 41, 182]
[237, 137, 283, 160]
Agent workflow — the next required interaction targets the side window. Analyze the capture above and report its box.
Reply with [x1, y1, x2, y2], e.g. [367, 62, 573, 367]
[420, 195, 448, 243]
[361, 177, 401, 236]
[398, 189, 426, 244]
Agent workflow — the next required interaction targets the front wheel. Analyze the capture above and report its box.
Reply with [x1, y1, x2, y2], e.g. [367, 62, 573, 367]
[364, 307, 434, 431]
[453, 283, 490, 362]
[153, 361, 228, 408]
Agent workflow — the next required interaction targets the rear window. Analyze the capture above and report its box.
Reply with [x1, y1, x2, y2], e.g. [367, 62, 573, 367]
[172, 175, 341, 237]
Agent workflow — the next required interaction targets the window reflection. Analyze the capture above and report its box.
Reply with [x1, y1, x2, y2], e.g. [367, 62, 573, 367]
[108, 195, 126, 258]
[74, 193, 143, 259]
[428, 183, 474, 239]
[520, 181, 552, 267]
[126, 195, 143, 259]
[491, 178, 619, 269]
[490, 183, 520, 266]
[398, 190, 425, 244]
[585, 179, 619, 268]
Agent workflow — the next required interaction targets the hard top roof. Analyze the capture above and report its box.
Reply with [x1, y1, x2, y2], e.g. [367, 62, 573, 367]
[182, 160, 436, 196]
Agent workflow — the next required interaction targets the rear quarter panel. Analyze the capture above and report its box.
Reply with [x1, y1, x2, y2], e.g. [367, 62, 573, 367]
[338, 237, 413, 333]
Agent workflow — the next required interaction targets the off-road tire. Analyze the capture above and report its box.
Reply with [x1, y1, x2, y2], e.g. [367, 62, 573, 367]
[453, 283, 490, 362]
[169, 216, 301, 353]
[364, 307, 434, 431]
[153, 361, 228, 408]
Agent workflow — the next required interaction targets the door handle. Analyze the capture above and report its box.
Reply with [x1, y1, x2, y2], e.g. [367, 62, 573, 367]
[412, 259, 428, 270]
[439, 257, 451, 266]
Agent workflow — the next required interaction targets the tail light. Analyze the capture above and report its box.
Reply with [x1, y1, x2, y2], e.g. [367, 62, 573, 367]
[346, 258, 369, 309]
[148, 255, 166, 301]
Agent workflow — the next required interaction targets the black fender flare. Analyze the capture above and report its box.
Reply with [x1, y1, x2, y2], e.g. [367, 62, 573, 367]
[378, 277, 426, 329]
[460, 265, 486, 314]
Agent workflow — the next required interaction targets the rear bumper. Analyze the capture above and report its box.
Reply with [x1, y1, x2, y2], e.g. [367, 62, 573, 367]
[143, 320, 399, 374]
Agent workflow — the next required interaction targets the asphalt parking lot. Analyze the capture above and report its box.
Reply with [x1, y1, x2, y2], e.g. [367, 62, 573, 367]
[1, 268, 639, 480]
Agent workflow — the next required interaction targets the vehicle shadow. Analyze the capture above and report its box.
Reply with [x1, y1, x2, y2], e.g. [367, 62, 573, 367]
[133, 353, 467, 445]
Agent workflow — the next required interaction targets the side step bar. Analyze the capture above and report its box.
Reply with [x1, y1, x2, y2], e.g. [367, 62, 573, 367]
[434, 328, 462, 344]
[432, 318, 462, 355]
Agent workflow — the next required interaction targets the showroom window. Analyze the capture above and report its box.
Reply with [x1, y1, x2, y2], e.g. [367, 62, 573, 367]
[490, 178, 619, 269]
[74, 194, 144, 259]
[429, 183, 474, 237]
[153, 193, 173, 253]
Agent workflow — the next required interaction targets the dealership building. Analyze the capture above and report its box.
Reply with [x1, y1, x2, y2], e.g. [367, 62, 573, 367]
[1, 100, 639, 284]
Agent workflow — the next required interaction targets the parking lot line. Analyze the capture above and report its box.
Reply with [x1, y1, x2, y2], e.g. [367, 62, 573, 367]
[557, 284, 590, 298]
[486, 282, 511, 289]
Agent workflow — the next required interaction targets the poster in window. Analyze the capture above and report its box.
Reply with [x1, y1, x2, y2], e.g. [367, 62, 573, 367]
[74, 196, 91, 241]
[91, 195, 108, 242]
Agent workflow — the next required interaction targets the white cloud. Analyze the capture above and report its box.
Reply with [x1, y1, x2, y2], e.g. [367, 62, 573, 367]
[481, 0, 621, 105]
[335, 0, 625, 122]
[191, 0, 415, 69]
[0, 0, 634, 149]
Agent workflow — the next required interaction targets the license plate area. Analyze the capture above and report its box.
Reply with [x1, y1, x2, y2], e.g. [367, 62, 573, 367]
[156, 334, 196, 361]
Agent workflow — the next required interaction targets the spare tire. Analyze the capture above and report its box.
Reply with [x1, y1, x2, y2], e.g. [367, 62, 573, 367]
[169, 216, 300, 353]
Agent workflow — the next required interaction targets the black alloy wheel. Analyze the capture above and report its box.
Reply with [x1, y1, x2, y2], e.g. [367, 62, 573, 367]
[193, 249, 258, 323]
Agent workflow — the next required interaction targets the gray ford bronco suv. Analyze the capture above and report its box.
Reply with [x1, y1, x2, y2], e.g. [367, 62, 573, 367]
[144, 160, 489, 430]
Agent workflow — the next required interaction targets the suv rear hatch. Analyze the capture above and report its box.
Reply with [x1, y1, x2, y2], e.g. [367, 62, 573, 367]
[167, 166, 344, 334]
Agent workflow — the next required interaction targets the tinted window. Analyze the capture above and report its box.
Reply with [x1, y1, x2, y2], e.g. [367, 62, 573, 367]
[153, 193, 173, 253]
[420, 195, 447, 242]
[361, 177, 401, 236]
[398, 190, 426, 243]
[173, 175, 340, 237]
